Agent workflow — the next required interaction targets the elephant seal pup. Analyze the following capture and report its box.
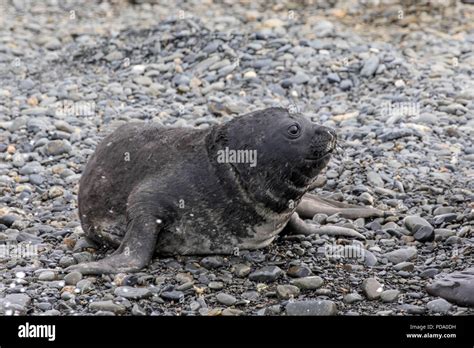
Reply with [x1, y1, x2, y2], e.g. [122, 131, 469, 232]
[70, 107, 383, 274]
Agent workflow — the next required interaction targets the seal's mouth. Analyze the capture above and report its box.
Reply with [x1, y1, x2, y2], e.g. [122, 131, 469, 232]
[306, 134, 337, 162]
[304, 148, 334, 161]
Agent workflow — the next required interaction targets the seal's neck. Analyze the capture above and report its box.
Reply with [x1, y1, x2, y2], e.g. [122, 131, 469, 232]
[246, 167, 312, 213]
[205, 125, 315, 214]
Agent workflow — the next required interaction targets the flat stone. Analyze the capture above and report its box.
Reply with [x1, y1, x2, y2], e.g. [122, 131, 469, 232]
[379, 129, 414, 142]
[399, 304, 426, 314]
[0, 294, 31, 314]
[291, 276, 324, 290]
[104, 51, 123, 61]
[360, 56, 380, 77]
[222, 308, 244, 316]
[160, 290, 184, 301]
[89, 300, 126, 314]
[433, 213, 457, 225]
[414, 226, 435, 242]
[133, 76, 153, 86]
[216, 293, 237, 306]
[433, 206, 456, 215]
[114, 286, 151, 300]
[344, 293, 363, 304]
[404, 216, 433, 234]
[286, 265, 312, 278]
[243, 71, 257, 79]
[380, 289, 400, 302]
[427, 299, 452, 314]
[285, 300, 337, 316]
[38, 270, 56, 281]
[200, 256, 224, 269]
[249, 266, 282, 282]
[384, 247, 417, 264]
[0, 215, 17, 227]
[208, 281, 224, 290]
[434, 229, 456, 241]
[327, 73, 341, 83]
[367, 171, 384, 187]
[420, 268, 439, 279]
[76, 279, 94, 293]
[291, 72, 310, 85]
[64, 271, 82, 285]
[233, 263, 251, 277]
[276, 285, 300, 300]
[44, 140, 72, 156]
[393, 262, 415, 272]
[364, 249, 378, 266]
[340, 79, 353, 91]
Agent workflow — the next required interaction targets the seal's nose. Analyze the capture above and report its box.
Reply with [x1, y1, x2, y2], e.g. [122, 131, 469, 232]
[310, 125, 337, 158]
[315, 126, 336, 143]
[313, 126, 337, 155]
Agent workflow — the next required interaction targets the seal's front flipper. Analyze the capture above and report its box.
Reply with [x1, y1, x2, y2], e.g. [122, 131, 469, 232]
[65, 253, 145, 275]
[296, 193, 390, 220]
[288, 212, 365, 239]
[66, 213, 162, 275]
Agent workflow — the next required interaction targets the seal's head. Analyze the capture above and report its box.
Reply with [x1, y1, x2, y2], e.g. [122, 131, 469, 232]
[208, 107, 336, 211]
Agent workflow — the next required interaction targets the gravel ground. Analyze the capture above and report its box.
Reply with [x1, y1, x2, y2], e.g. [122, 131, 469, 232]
[0, 0, 473, 316]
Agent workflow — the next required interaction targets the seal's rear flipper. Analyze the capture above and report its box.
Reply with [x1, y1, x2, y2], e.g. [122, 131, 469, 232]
[66, 213, 162, 275]
[288, 212, 366, 239]
[297, 193, 392, 220]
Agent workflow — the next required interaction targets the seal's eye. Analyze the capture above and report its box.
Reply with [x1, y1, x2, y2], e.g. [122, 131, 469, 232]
[287, 124, 301, 138]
